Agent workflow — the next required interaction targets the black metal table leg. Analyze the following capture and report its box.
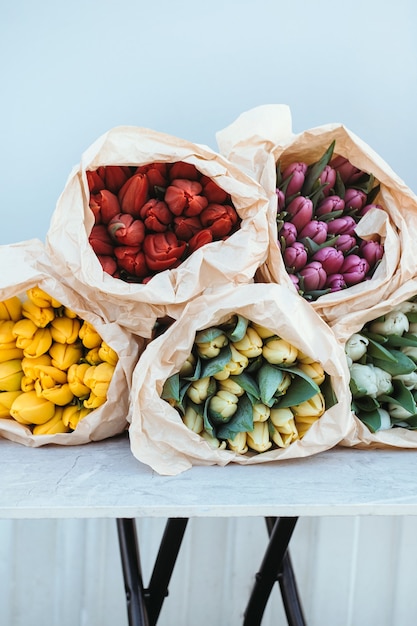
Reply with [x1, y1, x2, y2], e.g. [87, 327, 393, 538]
[117, 518, 188, 626]
[117, 518, 150, 626]
[243, 516, 302, 626]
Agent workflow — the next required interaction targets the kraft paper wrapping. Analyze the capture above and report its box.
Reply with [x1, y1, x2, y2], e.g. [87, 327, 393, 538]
[0, 239, 142, 447]
[128, 283, 352, 475]
[216, 104, 417, 325]
[332, 279, 417, 449]
[45, 126, 270, 337]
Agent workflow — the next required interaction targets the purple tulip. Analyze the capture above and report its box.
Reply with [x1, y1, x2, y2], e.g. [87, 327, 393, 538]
[340, 254, 370, 286]
[276, 188, 286, 211]
[286, 196, 314, 232]
[359, 240, 384, 268]
[299, 220, 328, 244]
[315, 194, 345, 217]
[283, 242, 308, 272]
[289, 273, 300, 289]
[279, 222, 298, 247]
[319, 166, 337, 197]
[334, 234, 357, 253]
[281, 162, 308, 196]
[330, 156, 364, 185]
[325, 273, 347, 292]
[327, 216, 357, 236]
[358, 203, 384, 218]
[300, 261, 327, 291]
[344, 188, 367, 212]
[312, 246, 344, 274]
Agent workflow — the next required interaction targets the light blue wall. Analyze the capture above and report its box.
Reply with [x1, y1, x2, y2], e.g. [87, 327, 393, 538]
[1, 0, 416, 244]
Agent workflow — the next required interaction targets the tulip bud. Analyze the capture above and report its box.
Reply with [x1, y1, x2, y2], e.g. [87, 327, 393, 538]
[114, 246, 149, 279]
[84, 347, 102, 365]
[344, 188, 367, 212]
[330, 155, 364, 185]
[50, 316, 81, 344]
[295, 414, 320, 438]
[97, 255, 118, 276]
[298, 220, 328, 244]
[186, 376, 212, 404]
[21, 354, 52, 379]
[22, 327, 53, 359]
[12, 318, 37, 349]
[262, 337, 298, 365]
[118, 172, 149, 217]
[169, 161, 200, 181]
[311, 246, 344, 275]
[195, 330, 228, 359]
[36, 381, 74, 406]
[269, 407, 298, 447]
[227, 431, 248, 454]
[276, 189, 286, 211]
[187, 229, 213, 254]
[0, 341, 23, 363]
[253, 402, 270, 423]
[165, 179, 208, 217]
[78, 320, 102, 349]
[10, 390, 55, 425]
[286, 196, 314, 232]
[86, 169, 105, 193]
[49, 341, 83, 370]
[298, 361, 326, 385]
[83, 362, 115, 398]
[299, 261, 327, 292]
[21, 300, 55, 328]
[318, 165, 336, 196]
[173, 216, 202, 241]
[369, 310, 409, 336]
[179, 353, 196, 377]
[345, 333, 369, 361]
[32, 408, 71, 435]
[373, 365, 393, 396]
[292, 392, 325, 417]
[62, 405, 91, 430]
[143, 232, 187, 272]
[387, 403, 413, 420]
[232, 327, 263, 358]
[315, 195, 345, 217]
[324, 273, 347, 292]
[200, 204, 239, 238]
[83, 392, 107, 409]
[140, 199, 173, 233]
[283, 242, 308, 272]
[327, 216, 357, 236]
[89, 224, 115, 256]
[359, 240, 384, 268]
[333, 234, 357, 253]
[0, 390, 23, 417]
[279, 222, 297, 247]
[281, 162, 308, 197]
[67, 363, 91, 397]
[200, 429, 227, 449]
[213, 345, 249, 379]
[217, 379, 245, 398]
[209, 389, 240, 422]
[250, 322, 276, 339]
[247, 421, 272, 453]
[100, 165, 132, 194]
[182, 405, 204, 433]
[200, 176, 230, 204]
[136, 162, 169, 188]
[340, 255, 370, 286]
[89, 190, 121, 225]
[98, 342, 118, 366]
[349, 363, 379, 397]
[108, 213, 146, 247]
[358, 203, 384, 218]
[393, 372, 417, 390]
[0, 296, 22, 321]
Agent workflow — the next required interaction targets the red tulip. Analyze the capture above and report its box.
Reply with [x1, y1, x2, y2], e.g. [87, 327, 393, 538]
[97, 255, 118, 276]
[89, 190, 121, 224]
[283, 242, 308, 272]
[298, 220, 328, 244]
[140, 199, 173, 232]
[200, 176, 230, 204]
[188, 229, 213, 254]
[114, 246, 149, 278]
[143, 232, 187, 271]
[173, 216, 203, 241]
[118, 172, 149, 217]
[200, 203, 239, 238]
[136, 163, 169, 188]
[286, 196, 314, 232]
[169, 161, 200, 181]
[165, 179, 208, 217]
[299, 261, 327, 291]
[311, 246, 344, 274]
[108, 213, 145, 246]
[86, 170, 105, 193]
[89, 225, 114, 256]
[98, 165, 132, 194]
[281, 162, 308, 196]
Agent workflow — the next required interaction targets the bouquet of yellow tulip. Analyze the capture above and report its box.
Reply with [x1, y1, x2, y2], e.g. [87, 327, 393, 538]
[128, 283, 352, 475]
[0, 240, 141, 446]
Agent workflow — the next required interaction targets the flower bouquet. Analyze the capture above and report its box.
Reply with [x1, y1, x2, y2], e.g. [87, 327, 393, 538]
[217, 105, 417, 325]
[46, 126, 269, 336]
[332, 279, 417, 448]
[128, 283, 351, 475]
[0, 240, 141, 446]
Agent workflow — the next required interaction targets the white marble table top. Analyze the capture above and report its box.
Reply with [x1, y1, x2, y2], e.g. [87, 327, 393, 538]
[1, 433, 417, 519]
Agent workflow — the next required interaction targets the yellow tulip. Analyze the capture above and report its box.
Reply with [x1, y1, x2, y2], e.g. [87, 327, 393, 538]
[83, 392, 106, 409]
[253, 403, 270, 423]
[179, 353, 196, 377]
[292, 392, 325, 418]
[232, 327, 263, 358]
[269, 407, 298, 448]
[213, 345, 248, 380]
[209, 390, 239, 421]
[10, 390, 55, 424]
[294, 414, 320, 438]
[21, 300, 55, 328]
[0, 359, 23, 391]
[182, 405, 204, 433]
[35, 365, 68, 387]
[0, 343, 24, 362]
[12, 318, 38, 348]
[195, 330, 228, 359]
[227, 431, 248, 454]
[0, 390, 23, 418]
[83, 362, 115, 397]
[26, 286, 61, 309]
[22, 327, 53, 358]
[49, 342, 83, 370]
[78, 320, 102, 349]
[84, 347, 102, 365]
[0, 296, 22, 321]
[186, 376, 212, 404]
[218, 377, 245, 396]
[20, 376, 35, 392]
[262, 338, 298, 365]
[200, 430, 227, 449]
[35, 381, 74, 406]
[50, 316, 81, 344]
[21, 354, 52, 378]
[67, 363, 91, 397]
[250, 322, 276, 339]
[247, 421, 272, 453]
[62, 404, 91, 429]
[32, 407, 71, 435]
[298, 362, 325, 386]
[0, 320, 16, 344]
[98, 342, 118, 366]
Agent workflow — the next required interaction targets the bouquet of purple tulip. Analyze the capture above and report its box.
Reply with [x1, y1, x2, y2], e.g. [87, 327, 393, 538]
[276, 141, 385, 301]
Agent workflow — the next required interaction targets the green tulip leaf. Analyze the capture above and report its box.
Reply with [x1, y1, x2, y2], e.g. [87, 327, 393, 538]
[385, 333, 417, 348]
[357, 408, 383, 433]
[182, 355, 202, 381]
[161, 373, 180, 403]
[365, 338, 398, 362]
[216, 393, 254, 440]
[398, 414, 417, 429]
[354, 396, 380, 412]
[200, 345, 232, 378]
[365, 181, 380, 203]
[258, 362, 286, 406]
[361, 330, 389, 344]
[222, 314, 249, 342]
[316, 209, 345, 223]
[272, 367, 320, 408]
[301, 140, 336, 196]
[378, 379, 417, 415]
[245, 355, 263, 373]
[349, 376, 369, 399]
[406, 312, 417, 323]
[319, 375, 338, 410]
[230, 372, 260, 400]
[333, 171, 345, 199]
[371, 350, 416, 376]
[202, 395, 217, 438]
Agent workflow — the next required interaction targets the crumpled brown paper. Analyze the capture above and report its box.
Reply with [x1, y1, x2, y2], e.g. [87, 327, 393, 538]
[217, 104, 417, 325]
[45, 126, 270, 337]
[332, 278, 417, 449]
[128, 282, 353, 475]
[0, 239, 142, 447]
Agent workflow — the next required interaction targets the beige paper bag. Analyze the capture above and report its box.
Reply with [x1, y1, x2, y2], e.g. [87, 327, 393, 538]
[217, 105, 417, 325]
[45, 126, 270, 336]
[0, 239, 142, 447]
[128, 282, 352, 475]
